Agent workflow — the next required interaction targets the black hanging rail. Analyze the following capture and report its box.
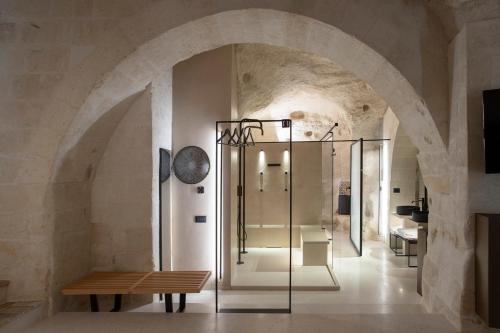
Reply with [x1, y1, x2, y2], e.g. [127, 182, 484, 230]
[217, 118, 264, 147]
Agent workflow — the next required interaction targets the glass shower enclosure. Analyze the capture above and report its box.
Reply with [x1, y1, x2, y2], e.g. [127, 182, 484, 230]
[215, 119, 292, 313]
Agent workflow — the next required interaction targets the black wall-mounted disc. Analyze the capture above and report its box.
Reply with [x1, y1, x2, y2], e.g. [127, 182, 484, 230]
[173, 146, 210, 184]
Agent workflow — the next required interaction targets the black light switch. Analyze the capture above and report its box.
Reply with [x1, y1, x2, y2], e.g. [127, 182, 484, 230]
[393, 188, 401, 193]
[195, 216, 206, 223]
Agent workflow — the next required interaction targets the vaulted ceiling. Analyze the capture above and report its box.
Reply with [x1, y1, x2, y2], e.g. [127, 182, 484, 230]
[235, 44, 388, 142]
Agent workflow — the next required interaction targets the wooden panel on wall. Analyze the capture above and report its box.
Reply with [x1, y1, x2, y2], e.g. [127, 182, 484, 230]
[476, 213, 500, 328]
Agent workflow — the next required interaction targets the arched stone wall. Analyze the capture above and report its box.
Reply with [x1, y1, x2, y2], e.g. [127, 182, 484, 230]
[52, 8, 450, 195]
[46, 7, 459, 322]
[48, 91, 145, 311]
[0, 3, 470, 329]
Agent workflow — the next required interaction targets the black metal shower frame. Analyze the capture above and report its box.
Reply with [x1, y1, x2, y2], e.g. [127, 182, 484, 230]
[215, 119, 293, 314]
[350, 138, 364, 256]
[214, 119, 388, 312]
[319, 123, 338, 271]
[345, 138, 389, 256]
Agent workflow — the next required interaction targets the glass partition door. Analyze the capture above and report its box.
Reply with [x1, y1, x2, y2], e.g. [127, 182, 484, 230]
[350, 139, 363, 256]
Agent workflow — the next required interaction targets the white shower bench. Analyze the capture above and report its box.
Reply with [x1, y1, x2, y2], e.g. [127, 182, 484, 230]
[300, 226, 329, 266]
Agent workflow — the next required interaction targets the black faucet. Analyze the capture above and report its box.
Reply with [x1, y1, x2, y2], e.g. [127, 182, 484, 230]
[422, 187, 428, 212]
[412, 198, 424, 210]
[412, 187, 429, 212]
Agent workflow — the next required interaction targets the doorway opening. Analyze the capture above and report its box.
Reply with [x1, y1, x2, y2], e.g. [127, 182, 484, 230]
[82, 39, 430, 315]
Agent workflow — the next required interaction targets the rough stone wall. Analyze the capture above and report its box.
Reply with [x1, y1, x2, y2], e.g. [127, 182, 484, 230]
[423, 20, 500, 329]
[48, 90, 145, 312]
[90, 88, 153, 272]
[234, 43, 387, 140]
[422, 27, 471, 328]
[0, 0, 458, 324]
[90, 87, 154, 308]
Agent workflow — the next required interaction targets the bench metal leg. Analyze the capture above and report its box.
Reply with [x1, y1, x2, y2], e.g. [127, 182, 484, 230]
[407, 254, 418, 267]
[390, 234, 403, 255]
[111, 294, 122, 312]
[394, 235, 406, 256]
[165, 294, 173, 313]
[177, 294, 186, 313]
[90, 294, 99, 312]
[407, 242, 418, 268]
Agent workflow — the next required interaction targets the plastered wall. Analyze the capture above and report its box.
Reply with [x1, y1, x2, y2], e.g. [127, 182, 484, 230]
[389, 128, 420, 230]
[244, 142, 322, 248]
[245, 142, 322, 225]
[171, 46, 233, 275]
[151, 72, 173, 272]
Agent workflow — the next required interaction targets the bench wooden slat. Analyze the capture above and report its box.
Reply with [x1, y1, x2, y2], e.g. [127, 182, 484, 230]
[131, 271, 211, 294]
[61, 271, 211, 296]
[61, 272, 147, 295]
[129, 272, 153, 290]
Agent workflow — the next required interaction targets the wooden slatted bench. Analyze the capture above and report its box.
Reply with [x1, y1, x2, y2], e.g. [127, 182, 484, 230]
[61, 271, 211, 313]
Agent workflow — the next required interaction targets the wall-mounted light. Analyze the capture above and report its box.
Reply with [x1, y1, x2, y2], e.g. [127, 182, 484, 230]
[283, 149, 289, 172]
[259, 171, 264, 192]
[258, 149, 266, 173]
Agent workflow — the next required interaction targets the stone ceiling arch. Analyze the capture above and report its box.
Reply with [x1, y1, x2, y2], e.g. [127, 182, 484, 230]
[49, 9, 449, 191]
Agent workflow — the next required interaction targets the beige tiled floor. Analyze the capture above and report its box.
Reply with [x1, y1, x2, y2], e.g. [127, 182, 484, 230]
[24, 234, 494, 332]
[129, 232, 419, 313]
[0, 302, 42, 325]
[215, 232, 421, 311]
[22, 312, 464, 333]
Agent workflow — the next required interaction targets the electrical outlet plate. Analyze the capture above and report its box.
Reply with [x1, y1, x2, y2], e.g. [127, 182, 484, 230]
[195, 216, 207, 223]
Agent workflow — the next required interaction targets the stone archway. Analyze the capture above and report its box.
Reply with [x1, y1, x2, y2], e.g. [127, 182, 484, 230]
[40, 8, 469, 329]
[55, 9, 447, 173]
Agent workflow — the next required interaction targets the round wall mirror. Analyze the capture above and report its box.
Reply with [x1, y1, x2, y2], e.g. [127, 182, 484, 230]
[173, 146, 210, 184]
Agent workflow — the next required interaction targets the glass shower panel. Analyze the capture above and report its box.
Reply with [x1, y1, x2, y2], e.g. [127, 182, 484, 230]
[350, 139, 363, 256]
[216, 120, 292, 313]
